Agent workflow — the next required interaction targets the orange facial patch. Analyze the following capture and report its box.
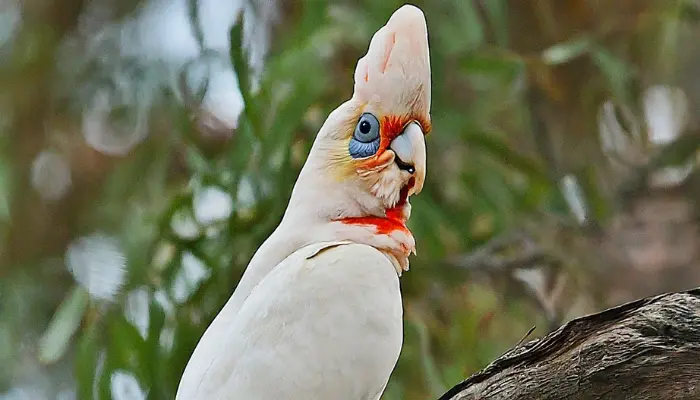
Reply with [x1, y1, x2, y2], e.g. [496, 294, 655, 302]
[358, 114, 431, 170]
[381, 114, 432, 149]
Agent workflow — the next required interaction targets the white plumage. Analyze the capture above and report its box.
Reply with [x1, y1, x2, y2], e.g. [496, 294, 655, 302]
[177, 242, 402, 399]
[177, 4, 431, 398]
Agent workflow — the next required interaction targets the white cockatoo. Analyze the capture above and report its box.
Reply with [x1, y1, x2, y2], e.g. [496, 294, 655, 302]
[176, 4, 431, 399]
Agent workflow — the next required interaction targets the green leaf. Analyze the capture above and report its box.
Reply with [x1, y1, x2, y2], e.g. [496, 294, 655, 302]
[108, 313, 149, 375]
[592, 47, 632, 101]
[381, 381, 405, 400]
[542, 37, 592, 65]
[38, 285, 89, 364]
[659, 9, 682, 77]
[229, 14, 261, 139]
[184, 145, 212, 176]
[407, 315, 447, 397]
[187, 0, 205, 50]
[579, 165, 610, 222]
[143, 303, 168, 394]
[457, 0, 485, 51]
[477, 164, 515, 220]
[275, 1, 329, 51]
[0, 158, 10, 221]
[461, 131, 549, 185]
[75, 323, 101, 400]
[483, 0, 509, 47]
[266, 80, 324, 157]
[460, 50, 524, 81]
[678, 0, 700, 22]
[650, 134, 700, 168]
[229, 15, 249, 102]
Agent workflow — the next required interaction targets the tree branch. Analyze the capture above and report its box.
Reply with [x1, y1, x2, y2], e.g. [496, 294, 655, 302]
[438, 288, 700, 400]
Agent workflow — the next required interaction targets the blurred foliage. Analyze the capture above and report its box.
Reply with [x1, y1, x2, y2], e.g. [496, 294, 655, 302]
[1, 0, 700, 399]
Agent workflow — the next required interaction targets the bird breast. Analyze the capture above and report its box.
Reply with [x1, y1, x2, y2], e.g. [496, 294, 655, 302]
[176, 241, 404, 400]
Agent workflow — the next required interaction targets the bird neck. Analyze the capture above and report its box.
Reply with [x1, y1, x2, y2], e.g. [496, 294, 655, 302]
[230, 205, 410, 311]
[228, 158, 413, 309]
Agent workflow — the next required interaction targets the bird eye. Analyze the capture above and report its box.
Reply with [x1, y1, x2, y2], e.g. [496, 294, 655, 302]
[353, 113, 380, 143]
[349, 113, 381, 158]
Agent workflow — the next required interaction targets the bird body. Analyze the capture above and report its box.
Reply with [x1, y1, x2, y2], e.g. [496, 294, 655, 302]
[177, 4, 432, 399]
[178, 242, 402, 399]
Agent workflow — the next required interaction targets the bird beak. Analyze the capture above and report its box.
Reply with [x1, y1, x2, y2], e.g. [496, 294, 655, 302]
[389, 122, 426, 196]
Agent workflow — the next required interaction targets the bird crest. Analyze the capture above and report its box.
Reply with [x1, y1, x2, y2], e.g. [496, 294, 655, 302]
[353, 5, 432, 130]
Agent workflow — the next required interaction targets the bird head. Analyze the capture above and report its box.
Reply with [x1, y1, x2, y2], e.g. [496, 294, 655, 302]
[279, 4, 431, 274]
[348, 3, 431, 205]
[289, 5, 431, 244]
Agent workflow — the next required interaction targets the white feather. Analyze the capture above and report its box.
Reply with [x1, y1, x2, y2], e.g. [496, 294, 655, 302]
[177, 5, 430, 398]
[176, 242, 403, 399]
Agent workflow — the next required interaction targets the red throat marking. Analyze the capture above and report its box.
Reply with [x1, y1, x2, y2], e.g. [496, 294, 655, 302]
[337, 182, 413, 235]
[339, 212, 407, 235]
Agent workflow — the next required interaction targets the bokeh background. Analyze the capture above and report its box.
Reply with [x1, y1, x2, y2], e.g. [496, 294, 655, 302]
[2, 0, 700, 399]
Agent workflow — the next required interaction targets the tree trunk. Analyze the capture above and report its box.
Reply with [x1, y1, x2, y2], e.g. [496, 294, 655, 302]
[438, 288, 700, 400]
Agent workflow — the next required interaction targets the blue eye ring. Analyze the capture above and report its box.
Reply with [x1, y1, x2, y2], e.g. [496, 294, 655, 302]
[349, 113, 381, 158]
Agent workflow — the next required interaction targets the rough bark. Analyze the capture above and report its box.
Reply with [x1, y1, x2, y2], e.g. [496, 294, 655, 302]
[438, 288, 700, 400]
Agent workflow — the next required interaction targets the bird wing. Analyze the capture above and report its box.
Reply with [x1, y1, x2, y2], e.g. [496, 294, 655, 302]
[176, 241, 403, 400]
